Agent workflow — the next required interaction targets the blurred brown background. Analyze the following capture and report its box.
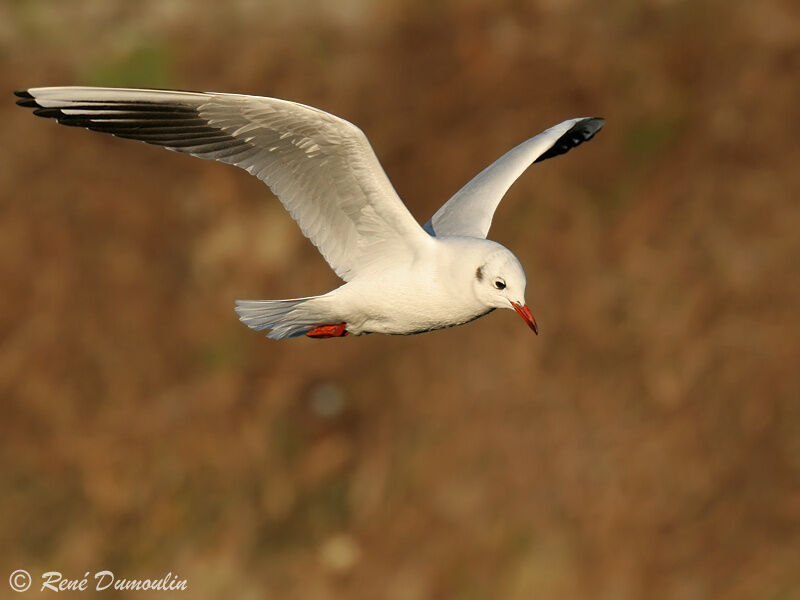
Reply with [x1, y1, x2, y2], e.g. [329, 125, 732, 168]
[1, 1, 799, 598]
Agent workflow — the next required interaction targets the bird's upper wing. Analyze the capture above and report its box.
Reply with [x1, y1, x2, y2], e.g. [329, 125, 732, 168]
[423, 117, 604, 239]
[16, 86, 433, 281]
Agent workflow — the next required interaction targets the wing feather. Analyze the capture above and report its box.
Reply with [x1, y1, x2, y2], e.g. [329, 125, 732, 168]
[424, 117, 603, 238]
[16, 86, 432, 281]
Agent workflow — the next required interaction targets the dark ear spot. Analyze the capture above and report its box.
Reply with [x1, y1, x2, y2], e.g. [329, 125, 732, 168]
[475, 266, 484, 281]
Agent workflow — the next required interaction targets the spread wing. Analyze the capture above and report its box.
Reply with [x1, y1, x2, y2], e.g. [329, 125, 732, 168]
[424, 117, 604, 238]
[16, 86, 433, 281]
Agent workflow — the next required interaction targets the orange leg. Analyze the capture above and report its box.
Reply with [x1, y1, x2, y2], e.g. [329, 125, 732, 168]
[306, 323, 349, 338]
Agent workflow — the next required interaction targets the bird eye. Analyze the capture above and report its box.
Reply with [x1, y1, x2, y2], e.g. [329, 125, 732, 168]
[494, 280, 506, 290]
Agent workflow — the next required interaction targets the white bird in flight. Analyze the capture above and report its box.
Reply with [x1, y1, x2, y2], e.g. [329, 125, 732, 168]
[16, 87, 602, 340]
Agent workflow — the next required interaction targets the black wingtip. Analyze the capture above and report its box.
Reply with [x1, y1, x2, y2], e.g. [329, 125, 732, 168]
[14, 90, 39, 108]
[582, 116, 605, 132]
[32, 107, 62, 118]
[534, 117, 605, 164]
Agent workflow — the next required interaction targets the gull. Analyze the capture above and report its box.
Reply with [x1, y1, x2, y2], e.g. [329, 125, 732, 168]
[15, 87, 603, 339]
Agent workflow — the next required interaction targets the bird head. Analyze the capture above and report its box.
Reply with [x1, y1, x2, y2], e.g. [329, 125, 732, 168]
[472, 246, 538, 334]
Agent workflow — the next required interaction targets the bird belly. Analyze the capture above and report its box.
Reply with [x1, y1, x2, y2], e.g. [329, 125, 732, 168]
[370, 307, 495, 336]
[338, 281, 486, 336]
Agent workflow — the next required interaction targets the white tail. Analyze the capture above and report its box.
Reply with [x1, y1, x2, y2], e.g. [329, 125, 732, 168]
[235, 297, 322, 339]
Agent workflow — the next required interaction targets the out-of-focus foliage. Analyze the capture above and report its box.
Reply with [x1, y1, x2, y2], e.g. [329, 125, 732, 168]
[1, 1, 798, 598]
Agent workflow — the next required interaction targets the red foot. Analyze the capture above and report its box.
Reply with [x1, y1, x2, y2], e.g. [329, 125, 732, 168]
[306, 323, 349, 338]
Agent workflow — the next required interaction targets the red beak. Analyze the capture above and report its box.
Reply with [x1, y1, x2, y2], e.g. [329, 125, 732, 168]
[511, 302, 538, 335]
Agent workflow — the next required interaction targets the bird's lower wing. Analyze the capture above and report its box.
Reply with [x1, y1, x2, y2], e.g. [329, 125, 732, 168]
[16, 86, 432, 281]
[424, 117, 604, 239]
